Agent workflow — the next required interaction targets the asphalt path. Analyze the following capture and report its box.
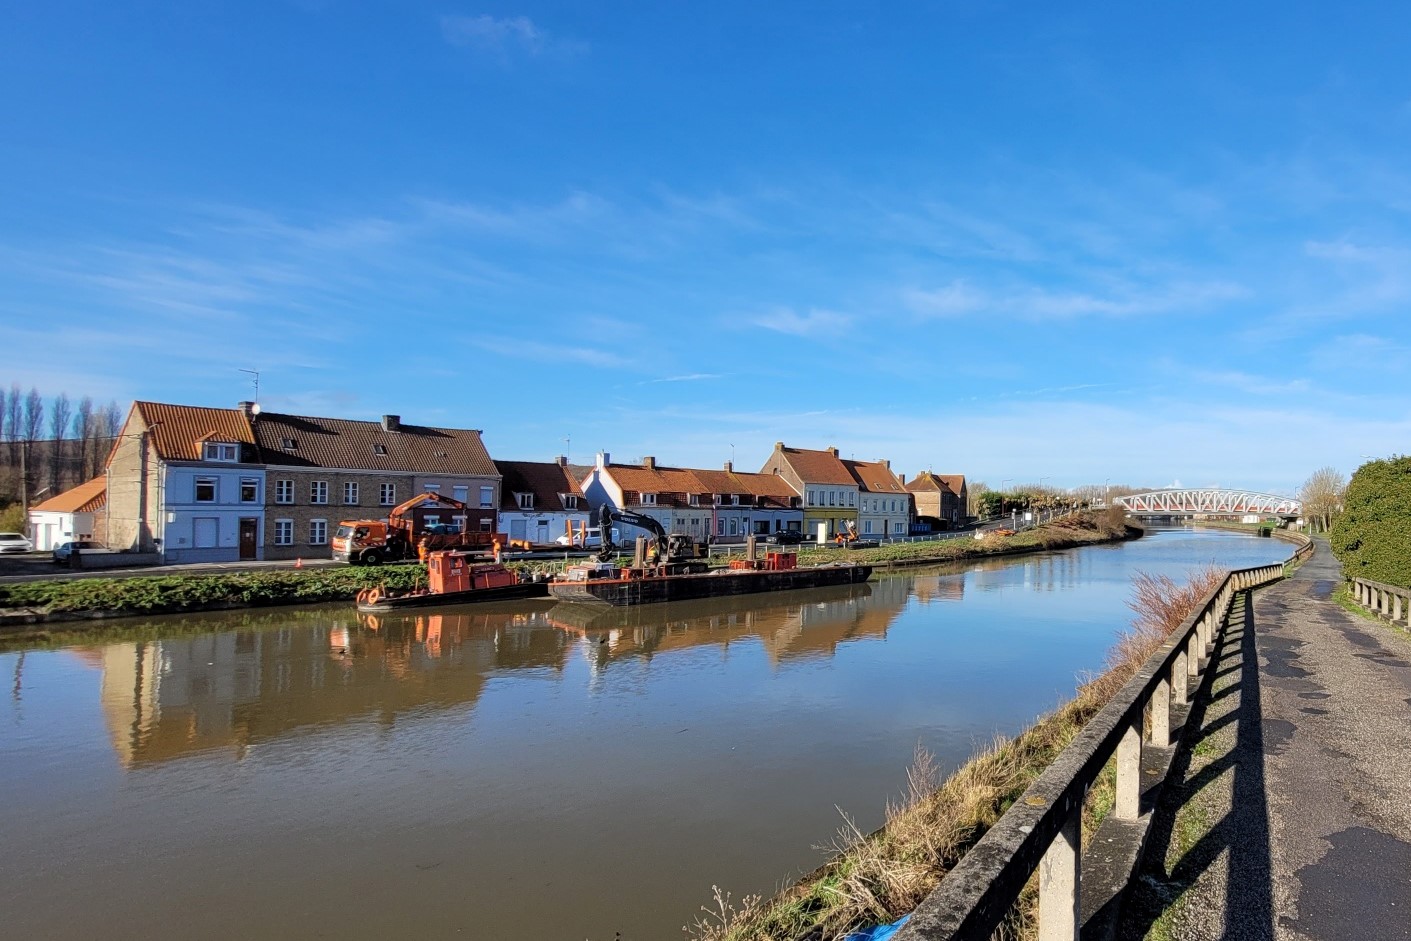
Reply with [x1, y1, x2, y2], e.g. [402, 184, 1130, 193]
[1124, 540, 1411, 940]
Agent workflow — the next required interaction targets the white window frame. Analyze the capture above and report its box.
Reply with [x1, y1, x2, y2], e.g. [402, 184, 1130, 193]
[203, 442, 238, 462]
[273, 519, 293, 546]
[239, 477, 259, 503]
[453, 485, 469, 503]
[310, 480, 328, 505]
[423, 483, 440, 493]
[516, 492, 534, 509]
[309, 519, 328, 546]
[343, 482, 359, 505]
[195, 476, 217, 503]
[479, 485, 494, 508]
[641, 493, 658, 506]
[275, 479, 293, 504]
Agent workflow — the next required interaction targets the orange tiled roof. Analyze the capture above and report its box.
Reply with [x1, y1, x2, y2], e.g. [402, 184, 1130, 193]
[691, 468, 801, 508]
[252, 413, 497, 476]
[771, 445, 855, 486]
[605, 463, 710, 506]
[30, 476, 106, 513]
[135, 402, 255, 462]
[497, 460, 586, 511]
[843, 458, 907, 493]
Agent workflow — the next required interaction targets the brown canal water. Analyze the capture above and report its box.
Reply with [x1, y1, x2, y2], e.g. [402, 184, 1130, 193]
[0, 528, 1291, 940]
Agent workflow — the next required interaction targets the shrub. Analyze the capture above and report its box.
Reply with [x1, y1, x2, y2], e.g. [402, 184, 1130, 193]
[1330, 456, 1411, 588]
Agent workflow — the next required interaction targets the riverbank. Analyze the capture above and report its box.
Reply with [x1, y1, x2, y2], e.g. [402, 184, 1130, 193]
[0, 511, 1134, 644]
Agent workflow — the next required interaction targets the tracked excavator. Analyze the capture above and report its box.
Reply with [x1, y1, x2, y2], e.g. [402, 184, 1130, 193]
[589, 504, 709, 575]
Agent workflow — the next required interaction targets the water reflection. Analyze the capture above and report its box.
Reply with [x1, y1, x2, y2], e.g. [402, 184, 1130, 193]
[78, 581, 911, 769]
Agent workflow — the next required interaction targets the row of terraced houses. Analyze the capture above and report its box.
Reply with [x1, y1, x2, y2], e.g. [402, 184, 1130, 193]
[28, 401, 968, 562]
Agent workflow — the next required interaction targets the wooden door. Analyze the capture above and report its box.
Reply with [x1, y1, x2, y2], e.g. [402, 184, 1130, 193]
[239, 518, 259, 561]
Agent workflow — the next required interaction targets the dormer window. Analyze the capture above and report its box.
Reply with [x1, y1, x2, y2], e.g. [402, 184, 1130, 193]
[280, 437, 297, 450]
[203, 442, 238, 462]
[562, 494, 579, 510]
[516, 492, 534, 509]
[689, 494, 701, 507]
[641, 493, 658, 506]
[730, 494, 740, 506]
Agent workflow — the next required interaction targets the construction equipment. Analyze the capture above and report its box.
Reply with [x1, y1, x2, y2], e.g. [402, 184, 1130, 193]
[590, 505, 708, 574]
[332, 492, 501, 564]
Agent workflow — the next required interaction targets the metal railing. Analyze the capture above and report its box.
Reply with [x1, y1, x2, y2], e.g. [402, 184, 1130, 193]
[1349, 576, 1411, 630]
[894, 552, 1299, 941]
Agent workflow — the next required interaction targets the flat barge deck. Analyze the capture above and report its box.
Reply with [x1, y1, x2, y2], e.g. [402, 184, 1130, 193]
[548, 563, 872, 607]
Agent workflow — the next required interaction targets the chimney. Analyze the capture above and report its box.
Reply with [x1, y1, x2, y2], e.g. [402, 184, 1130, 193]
[596, 451, 610, 469]
[723, 460, 733, 473]
[774, 441, 784, 451]
[556, 455, 568, 466]
[899, 473, 906, 485]
[642, 456, 656, 469]
[237, 401, 256, 420]
[827, 446, 839, 458]
[381, 414, 401, 432]
[882, 459, 890, 469]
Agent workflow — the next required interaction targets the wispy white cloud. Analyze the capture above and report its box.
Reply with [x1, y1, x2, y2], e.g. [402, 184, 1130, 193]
[439, 14, 586, 60]
[904, 278, 1247, 321]
[642, 373, 724, 384]
[752, 306, 854, 336]
[469, 335, 625, 369]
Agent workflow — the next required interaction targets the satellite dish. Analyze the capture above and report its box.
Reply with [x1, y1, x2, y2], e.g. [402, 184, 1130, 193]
[250, 403, 261, 415]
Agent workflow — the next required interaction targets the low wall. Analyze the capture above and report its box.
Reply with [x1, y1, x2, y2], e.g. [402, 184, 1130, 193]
[73, 551, 163, 570]
[1349, 576, 1411, 632]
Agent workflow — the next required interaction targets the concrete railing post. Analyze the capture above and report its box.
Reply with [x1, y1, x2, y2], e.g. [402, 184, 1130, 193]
[1116, 718, 1142, 820]
[1395, 592, 1404, 624]
[1152, 674, 1171, 748]
[1173, 649, 1189, 705]
[1038, 804, 1081, 941]
[1187, 633, 1201, 679]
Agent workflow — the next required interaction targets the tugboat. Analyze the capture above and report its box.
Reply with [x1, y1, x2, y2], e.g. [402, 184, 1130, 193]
[547, 506, 871, 607]
[356, 549, 548, 612]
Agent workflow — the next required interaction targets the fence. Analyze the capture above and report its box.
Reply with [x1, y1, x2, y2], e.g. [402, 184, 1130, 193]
[1348, 576, 1411, 631]
[893, 538, 1310, 941]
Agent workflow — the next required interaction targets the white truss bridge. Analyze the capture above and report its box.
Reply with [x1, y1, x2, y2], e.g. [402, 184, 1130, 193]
[1114, 489, 1302, 517]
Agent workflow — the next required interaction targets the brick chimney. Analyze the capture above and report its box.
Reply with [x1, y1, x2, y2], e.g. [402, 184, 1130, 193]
[381, 414, 401, 432]
[642, 456, 656, 469]
[555, 455, 568, 466]
[596, 451, 610, 469]
[237, 401, 257, 420]
[899, 473, 906, 485]
[827, 446, 839, 458]
[723, 460, 733, 473]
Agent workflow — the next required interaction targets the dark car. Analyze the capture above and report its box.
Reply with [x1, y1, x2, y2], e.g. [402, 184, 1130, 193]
[768, 530, 806, 545]
[52, 540, 98, 563]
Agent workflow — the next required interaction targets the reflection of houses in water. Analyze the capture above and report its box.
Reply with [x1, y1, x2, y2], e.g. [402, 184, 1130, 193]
[549, 580, 908, 671]
[907, 572, 966, 605]
[84, 606, 569, 768]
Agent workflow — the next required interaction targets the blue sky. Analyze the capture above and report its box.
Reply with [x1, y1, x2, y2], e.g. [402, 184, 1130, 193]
[3, 1, 1409, 495]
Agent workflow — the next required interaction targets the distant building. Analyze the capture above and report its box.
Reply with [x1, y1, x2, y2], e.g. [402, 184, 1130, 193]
[28, 475, 106, 551]
[758, 442, 860, 540]
[496, 457, 591, 545]
[906, 472, 968, 529]
[845, 458, 911, 538]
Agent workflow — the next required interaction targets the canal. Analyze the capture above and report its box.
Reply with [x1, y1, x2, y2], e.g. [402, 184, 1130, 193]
[0, 528, 1291, 940]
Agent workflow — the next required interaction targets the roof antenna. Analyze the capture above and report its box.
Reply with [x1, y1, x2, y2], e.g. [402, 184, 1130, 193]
[239, 368, 260, 403]
[564, 436, 571, 464]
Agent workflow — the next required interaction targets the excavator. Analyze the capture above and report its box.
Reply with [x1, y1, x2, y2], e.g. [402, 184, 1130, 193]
[591, 504, 709, 574]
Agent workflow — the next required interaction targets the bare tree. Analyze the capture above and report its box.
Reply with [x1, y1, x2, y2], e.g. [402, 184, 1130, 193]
[73, 396, 94, 479]
[4, 383, 19, 465]
[967, 480, 989, 517]
[18, 388, 43, 507]
[48, 393, 72, 492]
[1299, 467, 1346, 534]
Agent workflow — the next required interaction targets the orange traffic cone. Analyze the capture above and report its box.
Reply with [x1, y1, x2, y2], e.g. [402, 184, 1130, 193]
[295, 557, 303, 569]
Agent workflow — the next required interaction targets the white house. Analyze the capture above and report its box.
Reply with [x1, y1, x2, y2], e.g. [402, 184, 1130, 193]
[28, 476, 106, 551]
[495, 458, 591, 545]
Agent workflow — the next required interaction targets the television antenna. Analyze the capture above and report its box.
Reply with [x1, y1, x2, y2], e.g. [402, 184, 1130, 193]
[239, 368, 260, 403]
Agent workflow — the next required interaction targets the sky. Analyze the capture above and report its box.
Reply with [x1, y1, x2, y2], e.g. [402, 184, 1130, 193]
[3, 1, 1409, 496]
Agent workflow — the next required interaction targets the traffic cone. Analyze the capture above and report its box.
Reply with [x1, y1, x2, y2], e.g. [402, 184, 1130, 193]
[295, 557, 303, 569]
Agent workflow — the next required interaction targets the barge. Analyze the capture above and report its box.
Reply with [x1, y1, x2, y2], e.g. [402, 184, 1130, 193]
[548, 552, 872, 607]
[356, 551, 548, 612]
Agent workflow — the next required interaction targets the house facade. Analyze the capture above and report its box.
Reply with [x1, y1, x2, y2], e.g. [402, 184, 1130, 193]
[845, 459, 912, 538]
[106, 402, 265, 563]
[251, 412, 500, 561]
[690, 462, 804, 541]
[906, 472, 968, 529]
[757, 442, 859, 540]
[496, 457, 591, 545]
[28, 475, 107, 551]
[580, 453, 718, 543]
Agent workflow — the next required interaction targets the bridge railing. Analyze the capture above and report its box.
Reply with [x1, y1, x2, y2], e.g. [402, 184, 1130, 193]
[894, 554, 1296, 941]
[1349, 576, 1411, 631]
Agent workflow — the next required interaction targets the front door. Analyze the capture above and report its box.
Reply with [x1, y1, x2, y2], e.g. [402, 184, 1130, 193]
[238, 518, 259, 561]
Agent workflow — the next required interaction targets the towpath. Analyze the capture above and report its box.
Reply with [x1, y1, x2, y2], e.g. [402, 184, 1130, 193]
[1123, 540, 1411, 940]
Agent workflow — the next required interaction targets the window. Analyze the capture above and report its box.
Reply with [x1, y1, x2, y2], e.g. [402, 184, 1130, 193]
[478, 517, 493, 532]
[240, 478, 259, 503]
[717, 518, 726, 536]
[730, 494, 740, 506]
[689, 494, 700, 507]
[204, 442, 238, 462]
[423, 483, 440, 494]
[452, 485, 468, 503]
[274, 519, 293, 546]
[828, 491, 836, 507]
[516, 493, 534, 509]
[894, 521, 905, 534]
[562, 494, 579, 510]
[309, 519, 328, 545]
[195, 477, 217, 503]
[641, 493, 657, 506]
[275, 479, 293, 504]
[479, 485, 494, 507]
[373, 443, 387, 456]
[343, 482, 359, 505]
[280, 437, 298, 450]
[451, 515, 467, 532]
[864, 520, 873, 534]
[849, 492, 856, 507]
[379, 483, 396, 506]
[806, 490, 815, 506]
[310, 481, 328, 504]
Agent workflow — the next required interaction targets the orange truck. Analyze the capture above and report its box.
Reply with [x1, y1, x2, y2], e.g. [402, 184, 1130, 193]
[332, 492, 502, 565]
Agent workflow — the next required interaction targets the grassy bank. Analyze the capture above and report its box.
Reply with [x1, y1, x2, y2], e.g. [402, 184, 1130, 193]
[688, 566, 1224, 941]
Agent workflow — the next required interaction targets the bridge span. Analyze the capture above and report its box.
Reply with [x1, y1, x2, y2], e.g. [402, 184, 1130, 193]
[1114, 488, 1301, 517]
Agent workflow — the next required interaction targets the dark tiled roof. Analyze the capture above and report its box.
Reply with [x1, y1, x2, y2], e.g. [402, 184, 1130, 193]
[843, 459, 907, 494]
[31, 476, 106, 513]
[905, 472, 966, 496]
[770, 445, 856, 486]
[252, 413, 497, 476]
[497, 460, 587, 511]
[135, 402, 255, 462]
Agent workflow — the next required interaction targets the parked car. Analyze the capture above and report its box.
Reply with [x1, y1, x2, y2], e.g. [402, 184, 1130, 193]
[0, 532, 33, 554]
[52, 540, 99, 563]
[768, 530, 806, 545]
[553, 527, 620, 549]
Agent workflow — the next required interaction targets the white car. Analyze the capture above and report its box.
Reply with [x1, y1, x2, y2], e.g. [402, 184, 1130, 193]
[0, 532, 34, 553]
[553, 527, 620, 549]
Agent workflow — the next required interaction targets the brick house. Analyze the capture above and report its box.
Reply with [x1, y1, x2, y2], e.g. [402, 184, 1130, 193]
[757, 442, 859, 540]
[906, 472, 969, 529]
[252, 411, 500, 561]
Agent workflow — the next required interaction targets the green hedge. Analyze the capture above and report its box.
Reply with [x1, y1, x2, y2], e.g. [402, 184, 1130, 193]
[1330, 456, 1411, 588]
